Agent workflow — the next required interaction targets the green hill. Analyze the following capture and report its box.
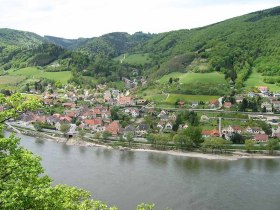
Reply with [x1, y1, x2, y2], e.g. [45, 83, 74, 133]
[134, 6, 280, 90]
[1, 6, 280, 92]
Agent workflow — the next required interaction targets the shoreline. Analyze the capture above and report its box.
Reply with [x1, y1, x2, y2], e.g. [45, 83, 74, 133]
[5, 128, 280, 161]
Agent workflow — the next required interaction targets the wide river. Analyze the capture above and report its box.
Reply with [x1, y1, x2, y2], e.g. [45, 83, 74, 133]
[8, 132, 280, 210]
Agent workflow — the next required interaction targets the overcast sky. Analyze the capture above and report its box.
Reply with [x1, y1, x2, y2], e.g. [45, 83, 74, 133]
[0, 0, 279, 38]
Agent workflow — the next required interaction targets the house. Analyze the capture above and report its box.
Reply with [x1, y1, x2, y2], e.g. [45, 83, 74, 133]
[253, 134, 269, 142]
[131, 109, 140, 118]
[136, 99, 147, 105]
[222, 125, 241, 135]
[103, 90, 112, 101]
[245, 126, 264, 134]
[191, 102, 199, 108]
[202, 129, 220, 138]
[273, 93, 280, 98]
[235, 96, 244, 104]
[272, 101, 280, 111]
[46, 116, 60, 125]
[261, 102, 272, 112]
[55, 122, 61, 131]
[157, 120, 165, 130]
[123, 125, 136, 136]
[272, 124, 280, 138]
[123, 77, 137, 89]
[164, 122, 173, 132]
[105, 121, 121, 136]
[177, 101, 185, 108]
[135, 124, 149, 137]
[209, 99, 219, 108]
[117, 96, 133, 106]
[169, 113, 177, 121]
[63, 103, 76, 109]
[59, 116, 72, 123]
[223, 102, 232, 108]
[157, 110, 168, 118]
[35, 115, 47, 123]
[248, 92, 255, 98]
[258, 86, 268, 93]
[84, 118, 103, 131]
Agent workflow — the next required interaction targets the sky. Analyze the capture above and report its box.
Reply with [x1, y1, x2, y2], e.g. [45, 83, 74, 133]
[0, 0, 279, 39]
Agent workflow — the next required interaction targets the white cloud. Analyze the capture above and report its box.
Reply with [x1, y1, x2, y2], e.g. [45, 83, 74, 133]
[0, 0, 279, 38]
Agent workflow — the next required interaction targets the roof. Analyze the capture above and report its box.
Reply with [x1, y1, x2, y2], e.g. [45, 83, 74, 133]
[202, 129, 220, 137]
[224, 102, 232, 107]
[124, 125, 136, 132]
[137, 124, 149, 131]
[106, 121, 120, 135]
[254, 134, 269, 141]
[84, 118, 102, 126]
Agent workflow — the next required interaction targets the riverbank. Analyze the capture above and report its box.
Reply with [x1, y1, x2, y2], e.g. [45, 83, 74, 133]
[6, 127, 280, 161]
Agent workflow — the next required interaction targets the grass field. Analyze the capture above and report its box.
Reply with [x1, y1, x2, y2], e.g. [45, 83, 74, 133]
[0, 75, 26, 85]
[166, 94, 219, 104]
[158, 72, 228, 85]
[114, 53, 151, 65]
[8, 67, 72, 84]
[244, 70, 280, 92]
[144, 92, 219, 106]
[0, 75, 26, 90]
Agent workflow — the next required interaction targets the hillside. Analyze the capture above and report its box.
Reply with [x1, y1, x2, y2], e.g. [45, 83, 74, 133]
[0, 6, 280, 92]
[76, 32, 154, 57]
[44, 35, 89, 50]
[133, 6, 280, 90]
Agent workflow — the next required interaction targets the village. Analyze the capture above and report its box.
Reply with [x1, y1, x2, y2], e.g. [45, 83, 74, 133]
[3, 77, 280, 151]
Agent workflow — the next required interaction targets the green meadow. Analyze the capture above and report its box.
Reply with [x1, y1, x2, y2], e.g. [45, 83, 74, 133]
[158, 72, 228, 85]
[8, 67, 72, 84]
[244, 70, 280, 92]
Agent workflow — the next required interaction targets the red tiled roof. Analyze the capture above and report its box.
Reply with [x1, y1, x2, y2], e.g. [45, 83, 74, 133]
[224, 102, 232, 108]
[84, 118, 102, 126]
[202, 129, 220, 137]
[254, 134, 269, 142]
[105, 121, 120, 135]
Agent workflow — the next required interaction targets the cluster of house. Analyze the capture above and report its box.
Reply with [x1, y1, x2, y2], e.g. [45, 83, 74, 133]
[220, 86, 280, 112]
[202, 124, 280, 143]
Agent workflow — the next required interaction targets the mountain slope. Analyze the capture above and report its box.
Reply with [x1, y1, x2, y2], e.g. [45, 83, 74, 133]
[0, 28, 45, 47]
[76, 32, 154, 57]
[134, 6, 280, 89]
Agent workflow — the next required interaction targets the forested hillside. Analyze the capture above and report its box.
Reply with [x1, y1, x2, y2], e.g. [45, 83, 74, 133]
[134, 6, 280, 89]
[1, 6, 280, 90]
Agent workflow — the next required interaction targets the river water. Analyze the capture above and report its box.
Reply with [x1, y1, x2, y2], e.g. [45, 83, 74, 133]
[8, 132, 280, 210]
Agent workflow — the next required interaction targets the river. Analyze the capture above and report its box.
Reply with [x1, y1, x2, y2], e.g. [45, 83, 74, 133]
[7, 132, 280, 210]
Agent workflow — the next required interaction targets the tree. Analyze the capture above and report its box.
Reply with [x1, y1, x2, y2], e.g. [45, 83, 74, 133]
[33, 122, 43, 132]
[78, 129, 86, 140]
[169, 77, 173, 84]
[94, 132, 101, 139]
[230, 133, 244, 144]
[173, 133, 193, 150]
[102, 131, 112, 139]
[267, 139, 279, 154]
[126, 132, 134, 147]
[60, 123, 70, 136]
[184, 126, 203, 147]
[202, 137, 231, 153]
[245, 139, 255, 152]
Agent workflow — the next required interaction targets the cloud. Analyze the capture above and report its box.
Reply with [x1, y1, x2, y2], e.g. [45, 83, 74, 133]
[0, 0, 279, 38]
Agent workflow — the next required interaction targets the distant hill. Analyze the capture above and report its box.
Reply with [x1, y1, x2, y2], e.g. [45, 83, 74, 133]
[0, 28, 45, 46]
[44, 35, 89, 50]
[0, 6, 280, 90]
[75, 32, 154, 57]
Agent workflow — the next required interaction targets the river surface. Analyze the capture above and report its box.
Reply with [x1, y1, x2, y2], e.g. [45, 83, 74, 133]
[7, 132, 280, 210]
